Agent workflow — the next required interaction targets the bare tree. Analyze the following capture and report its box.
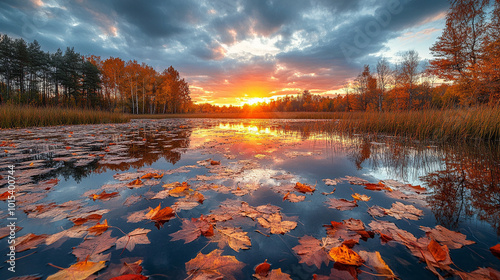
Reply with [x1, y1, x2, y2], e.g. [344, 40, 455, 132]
[376, 57, 391, 111]
[398, 50, 421, 109]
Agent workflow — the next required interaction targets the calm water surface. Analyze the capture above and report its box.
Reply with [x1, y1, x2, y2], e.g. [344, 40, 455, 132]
[0, 119, 499, 279]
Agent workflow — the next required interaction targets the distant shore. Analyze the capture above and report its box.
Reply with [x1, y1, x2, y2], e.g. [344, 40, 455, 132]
[1, 105, 498, 142]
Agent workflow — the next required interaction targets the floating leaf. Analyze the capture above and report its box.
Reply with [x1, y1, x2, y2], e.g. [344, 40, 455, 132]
[127, 179, 143, 186]
[254, 268, 292, 280]
[328, 245, 364, 266]
[140, 172, 163, 179]
[16, 233, 48, 252]
[185, 249, 244, 280]
[257, 213, 297, 234]
[420, 225, 475, 249]
[212, 227, 251, 252]
[325, 198, 358, 211]
[73, 231, 116, 261]
[358, 251, 396, 279]
[90, 190, 119, 201]
[283, 192, 306, 202]
[351, 193, 371, 201]
[145, 203, 175, 222]
[46, 260, 106, 280]
[292, 235, 339, 268]
[170, 216, 213, 243]
[428, 239, 447, 262]
[116, 228, 151, 252]
[254, 260, 271, 277]
[87, 219, 109, 235]
[491, 244, 500, 258]
[364, 182, 391, 191]
[295, 182, 315, 193]
[385, 202, 423, 220]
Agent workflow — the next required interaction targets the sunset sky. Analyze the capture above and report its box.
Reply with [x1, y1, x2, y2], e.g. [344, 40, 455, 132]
[0, 0, 449, 106]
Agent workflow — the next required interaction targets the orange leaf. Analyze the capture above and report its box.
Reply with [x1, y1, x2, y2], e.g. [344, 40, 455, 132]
[0, 191, 10, 200]
[140, 172, 163, 179]
[47, 260, 106, 280]
[128, 179, 143, 186]
[490, 244, 500, 257]
[88, 219, 109, 235]
[146, 203, 174, 221]
[210, 160, 220, 165]
[295, 182, 315, 193]
[364, 182, 391, 191]
[110, 275, 148, 280]
[90, 190, 119, 201]
[255, 260, 271, 277]
[328, 245, 364, 266]
[428, 239, 447, 262]
[65, 146, 71, 150]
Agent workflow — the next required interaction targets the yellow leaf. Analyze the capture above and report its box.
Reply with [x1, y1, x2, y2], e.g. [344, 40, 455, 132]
[47, 260, 106, 280]
[328, 245, 364, 266]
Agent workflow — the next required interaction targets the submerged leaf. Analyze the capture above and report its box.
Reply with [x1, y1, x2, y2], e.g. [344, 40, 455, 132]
[116, 228, 151, 252]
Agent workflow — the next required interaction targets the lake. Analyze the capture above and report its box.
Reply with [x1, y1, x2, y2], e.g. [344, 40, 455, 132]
[1, 119, 499, 279]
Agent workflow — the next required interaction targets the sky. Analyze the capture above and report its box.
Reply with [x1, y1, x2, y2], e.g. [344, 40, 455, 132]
[0, 0, 450, 106]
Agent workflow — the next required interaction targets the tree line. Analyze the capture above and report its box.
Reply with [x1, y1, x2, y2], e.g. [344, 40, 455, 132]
[0, 34, 191, 114]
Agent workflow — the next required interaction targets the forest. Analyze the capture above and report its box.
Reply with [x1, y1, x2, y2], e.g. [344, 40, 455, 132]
[0, 0, 499, 115]
[0, 35, 191, 114]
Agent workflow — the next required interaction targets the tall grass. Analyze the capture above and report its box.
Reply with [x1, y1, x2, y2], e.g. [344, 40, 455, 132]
[0, 105, 130, 128]
[330, 106, 500, 141]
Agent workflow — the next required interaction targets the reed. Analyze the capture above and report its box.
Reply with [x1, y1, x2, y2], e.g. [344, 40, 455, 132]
[0, 105, 130, 128]
[328, 106, 500, 141]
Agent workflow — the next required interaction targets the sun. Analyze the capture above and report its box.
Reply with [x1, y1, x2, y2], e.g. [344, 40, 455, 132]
[245, 97, 269, 105]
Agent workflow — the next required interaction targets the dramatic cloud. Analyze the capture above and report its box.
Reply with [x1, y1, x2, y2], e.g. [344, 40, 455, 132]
[0, 0, 449, 105]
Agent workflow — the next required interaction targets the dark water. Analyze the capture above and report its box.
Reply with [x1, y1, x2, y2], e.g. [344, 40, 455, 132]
[0, 119, 499, 279]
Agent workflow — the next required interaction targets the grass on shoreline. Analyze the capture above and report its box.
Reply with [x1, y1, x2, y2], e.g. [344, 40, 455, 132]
[2, 105, 499, 142]
[0, 105, 130, 129]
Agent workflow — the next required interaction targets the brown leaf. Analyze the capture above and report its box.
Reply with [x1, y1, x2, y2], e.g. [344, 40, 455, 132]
[364, 182, 391, 191]
[292, 235, 338, 268]
[127, 179, 143, 186]
[47, 260, 106, 280]
[45, 225, 88, 245]
[385, 202, 423, 220]
[254, 268, 292, 280]
[73, 231, 117, 261]
[71, 214, 103, 226]
[170, 217, 213, 243]
[116, 228, 151, 252]
[212, 227, 251, 252]
[328, 245, 364, 266]
[0, 225, 22, 239]
[420, 225, 475, 249]
[283, 192, 306, 202]
[185, 249, 244, 280]
[257, 213, 297, 235]
[325, 198, 358, 211]
[16, 233, 48, 252]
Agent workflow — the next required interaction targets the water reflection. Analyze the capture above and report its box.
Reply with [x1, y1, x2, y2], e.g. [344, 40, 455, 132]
[1, 119, 499, 235]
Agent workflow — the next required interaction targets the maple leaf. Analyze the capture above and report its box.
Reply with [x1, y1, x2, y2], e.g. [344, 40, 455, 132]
[385, 202, 423, 220]
[328, 245, 364, 266]
[90, 190, 119, 201]
[295, 182, 315, 193]
[351, 193, 370, 201]
[45, 225, 88, 245]
[254, 268, 292, 280]
[109, 275, 148, 280]
[420, 225, 475, 249]
[168, 182, 192, 197]
[185, 249, 244, 280]
[325, 198, 358, 211]
[96, 259, 145, 279]
[292, 235, 340, 268]
[0, 225, 22, 239]
[367, 205, 386, 218]
[88, 219, 109, 235]
[170, 217, 213, 243]
[283, 192, 306, 202]
[257, 213, 297, 234]
[46, 260, 106, 280]
[16, 233, 48, 252]
[211, 226, 251, 252]
[145, 203, 175, 221]
[358, 251, 396, 279]
[116, 228, 151, 252]
[73, 231, 117, 261]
